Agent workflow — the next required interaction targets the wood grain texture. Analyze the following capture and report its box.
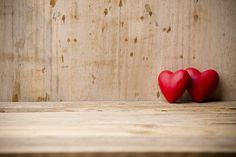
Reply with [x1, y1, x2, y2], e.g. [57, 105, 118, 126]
[0, 101, 236, 156]
[0, 0, 236, 101]
[0, 153, 235, 157]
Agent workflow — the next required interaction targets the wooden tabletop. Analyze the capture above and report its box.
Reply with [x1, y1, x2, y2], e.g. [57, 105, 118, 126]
[0, 101, 236, 157]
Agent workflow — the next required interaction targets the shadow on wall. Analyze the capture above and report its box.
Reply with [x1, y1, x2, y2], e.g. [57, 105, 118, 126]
[210, 80, 223, 101]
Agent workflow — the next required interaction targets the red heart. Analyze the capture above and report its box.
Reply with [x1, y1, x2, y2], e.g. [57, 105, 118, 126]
[158, 70, 190, 103]
[186, 68, 219, 102]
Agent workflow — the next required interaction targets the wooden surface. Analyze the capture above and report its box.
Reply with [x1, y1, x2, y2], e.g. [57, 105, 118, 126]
[0, 101, 236, 157]
[0, 0, 236, 101]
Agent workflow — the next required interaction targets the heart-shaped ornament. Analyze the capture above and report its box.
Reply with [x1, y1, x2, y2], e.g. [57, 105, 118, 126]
[158, 70, 190, 103]
[186, 68, 219, 102]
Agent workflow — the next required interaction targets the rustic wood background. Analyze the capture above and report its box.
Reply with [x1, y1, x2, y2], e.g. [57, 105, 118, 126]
[0, 0, 236, 101]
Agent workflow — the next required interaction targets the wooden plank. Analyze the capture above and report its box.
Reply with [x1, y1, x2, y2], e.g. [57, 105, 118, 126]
[50, 0, 120, 101]
[0, 101, 236, 156]
[0, 0, 236, 101]
[0, 0, 52, 101]
[1, 152, 235, 157]
[0, 101, 236, 112]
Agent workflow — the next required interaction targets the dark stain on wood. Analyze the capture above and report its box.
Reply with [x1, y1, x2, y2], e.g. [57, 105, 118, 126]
[59, 40, 61, 47]
[140, 16, 144, 21]
[61, 55, 64, 63]
[161, 109, 167, 112]
[62, 15, 65, 23]
[124, 38, 128, 42]
[130, 52, 133, 57]
[42, 67, 46, 73]
[142, 56, 148, 61]
[163, 26, 171, 33]
[91, 74, 96, 84]
[167, 26, 171, 33]
[119, 0, 123, 7]
[193, 55, 196, 59]
[194, 14, 199, 22]
[50, 0, 56, 8]
[37, 93, 50, 102]
[120, 21, 124, 27]
[102, 26, 105, 32]
[74, 38, 77, 42]
[12, 82, 20, 102]
[12, 94, 19, 102]
[0, 109, 5, 113]
[229, 107, 236, 110]
[149, 11, 152, 16]
[134, 37, 138, 43]
[15, 39, 25, 48]
[104, 8, 108, 16]
[67, 38, 70, 42]
[179, 55, 183, 59]
[145, 4, 152, 16]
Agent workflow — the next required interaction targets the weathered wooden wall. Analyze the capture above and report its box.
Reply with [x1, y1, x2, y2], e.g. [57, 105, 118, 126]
[0, 0, 236, 101]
